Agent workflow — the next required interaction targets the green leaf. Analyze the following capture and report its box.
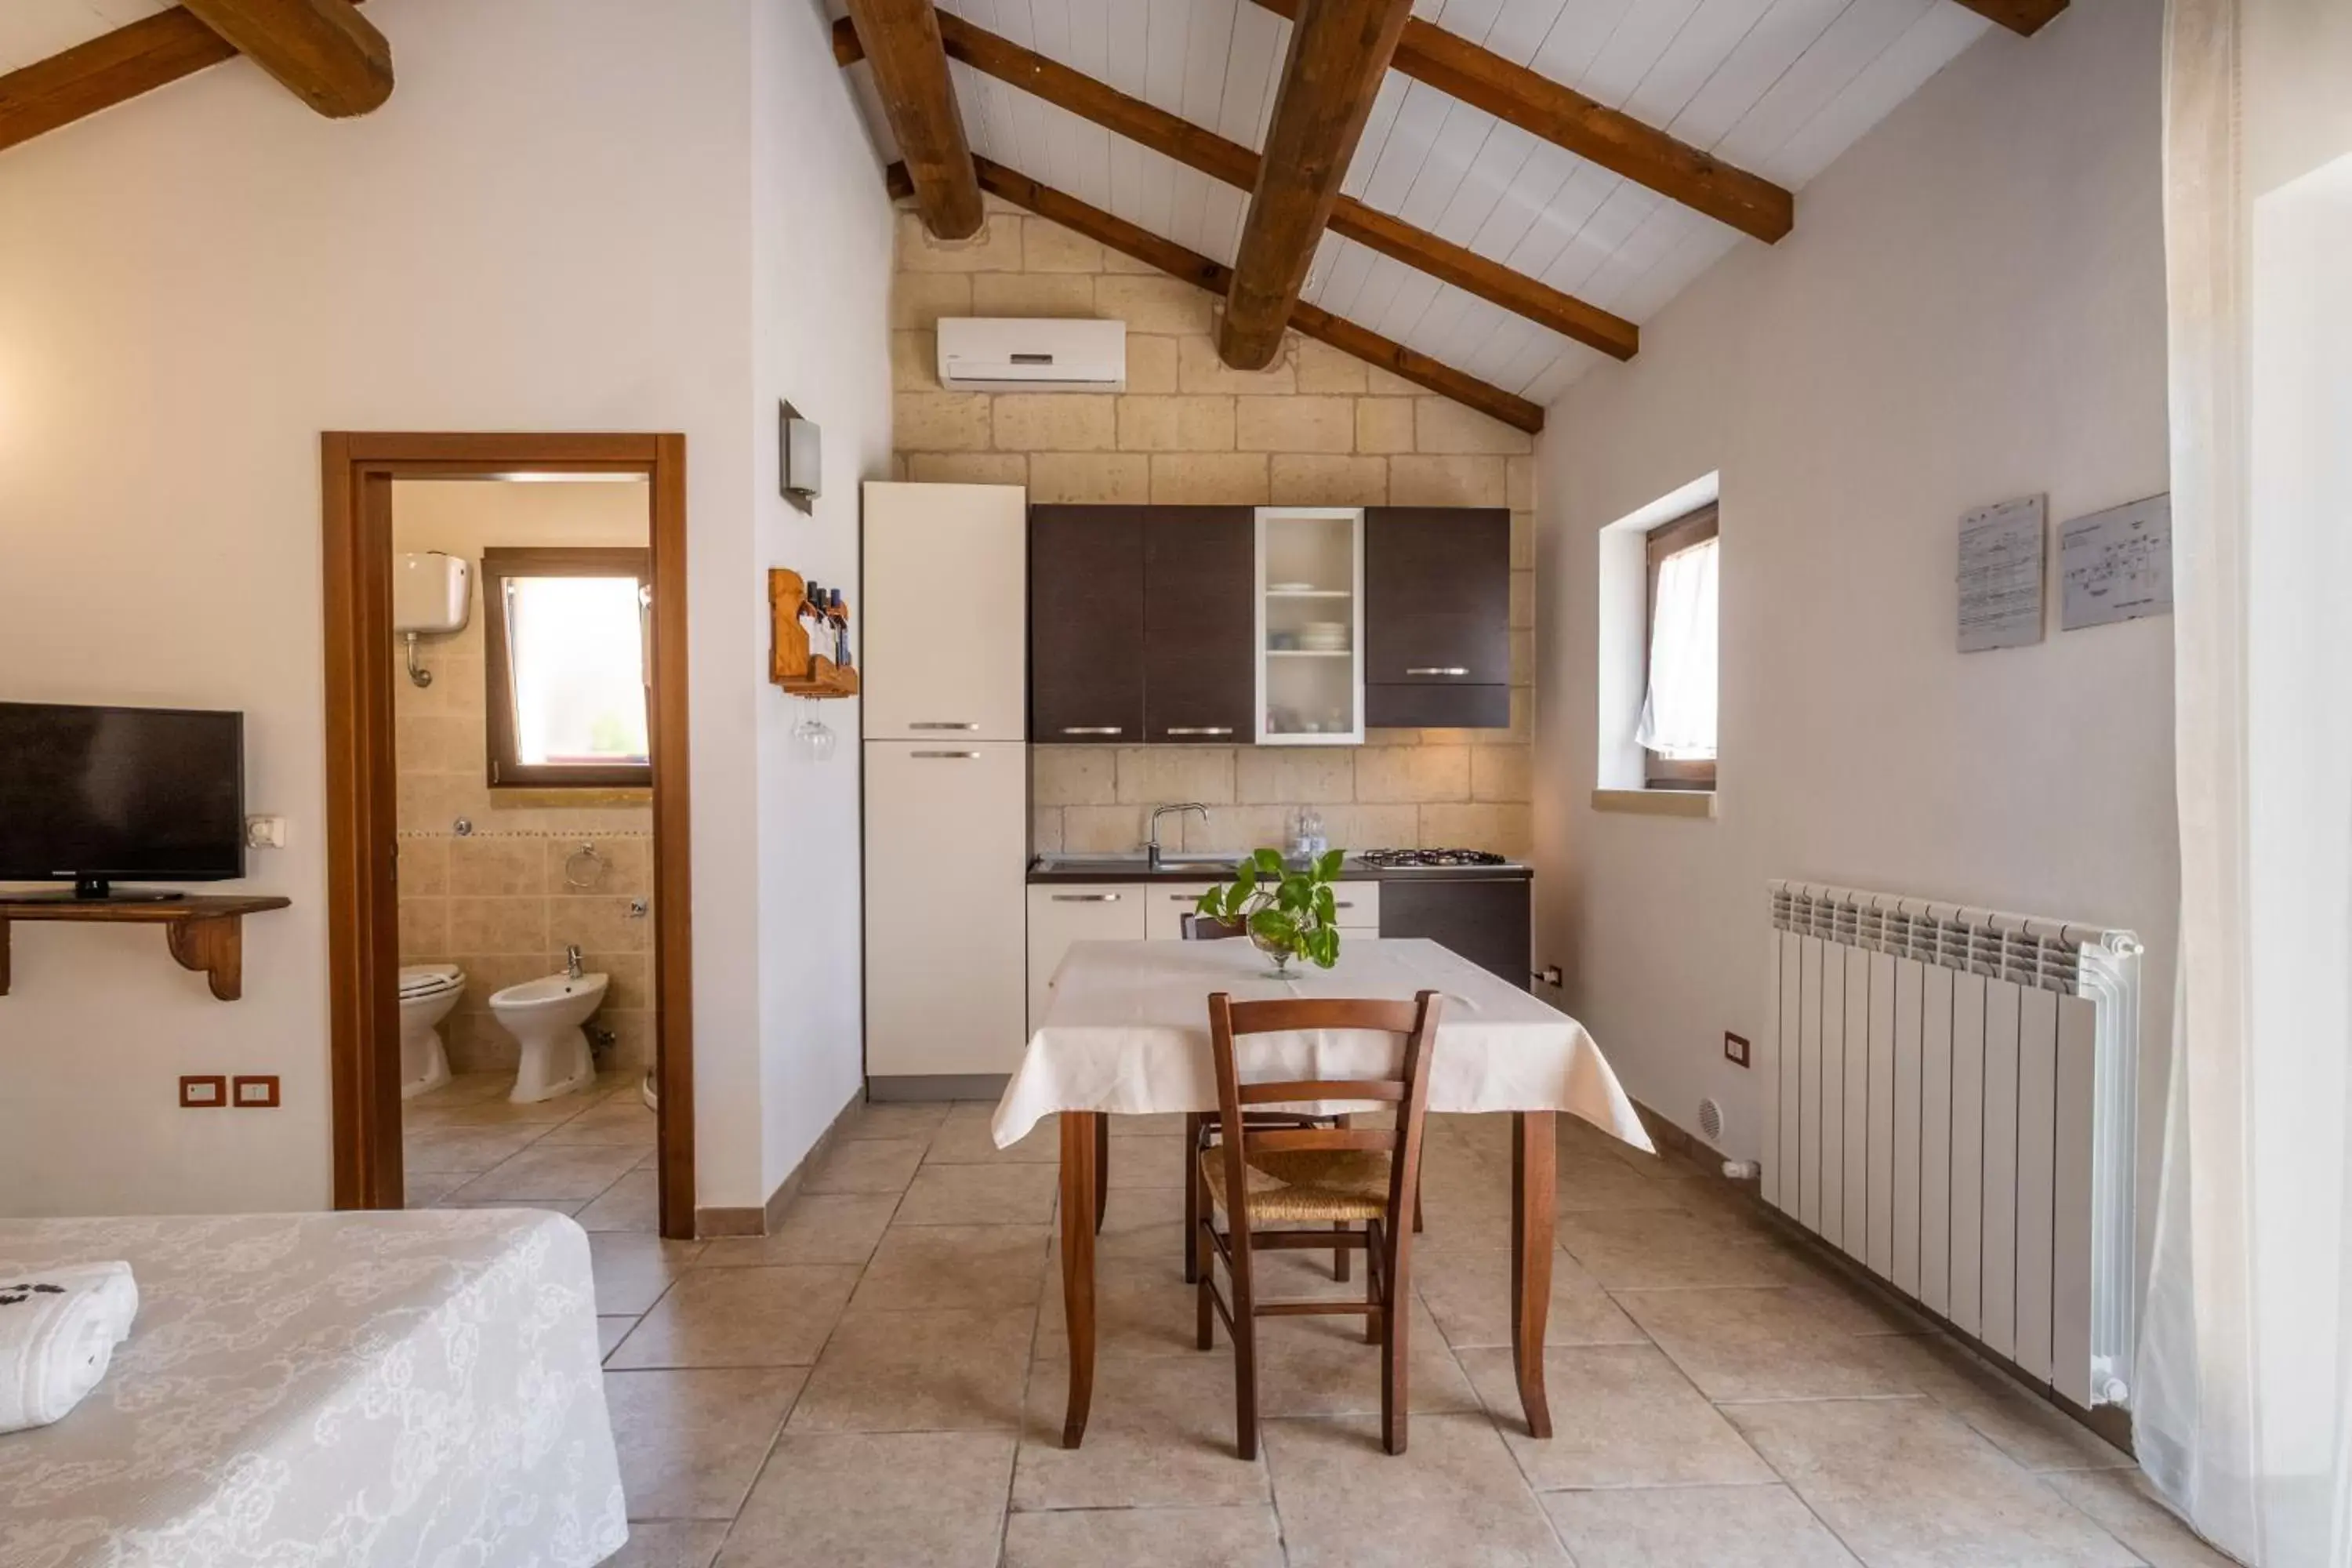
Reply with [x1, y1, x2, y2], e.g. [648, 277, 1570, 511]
[1314, 885, 1336, 924]
[1252, 847, 1285, 876]
[1308, 925, 1340, 967]
[1276, 877, 1308, 913]
[1195, 888, 1224, 917]
[1316, 848, 1345, 881]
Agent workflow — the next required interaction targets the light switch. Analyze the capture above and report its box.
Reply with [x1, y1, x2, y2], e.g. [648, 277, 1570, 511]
[245, 815, 289, 850]
[231, 1075, 281, 1109]
[180, 1075, 227, 1109]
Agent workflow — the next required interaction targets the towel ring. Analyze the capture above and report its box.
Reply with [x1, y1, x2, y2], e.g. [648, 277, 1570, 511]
[564, 842, 607, 891]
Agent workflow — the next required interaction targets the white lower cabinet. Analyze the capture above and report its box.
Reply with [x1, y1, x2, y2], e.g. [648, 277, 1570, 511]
[1027, 884, 1146, 1032]
[866, 741, 1030, 1078]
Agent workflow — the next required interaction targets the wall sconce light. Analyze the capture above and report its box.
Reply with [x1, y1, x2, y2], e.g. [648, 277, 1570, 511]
[780, 400, 821, 514]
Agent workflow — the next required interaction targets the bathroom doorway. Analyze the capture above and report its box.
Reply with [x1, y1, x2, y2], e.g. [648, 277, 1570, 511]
[320, 434, 695, 1240]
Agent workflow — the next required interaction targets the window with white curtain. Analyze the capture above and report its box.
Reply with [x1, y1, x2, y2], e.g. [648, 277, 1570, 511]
[1637, 505, 1719, 789]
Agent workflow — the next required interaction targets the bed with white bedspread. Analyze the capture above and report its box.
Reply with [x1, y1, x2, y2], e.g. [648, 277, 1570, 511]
[0, 1209, 626, 1568]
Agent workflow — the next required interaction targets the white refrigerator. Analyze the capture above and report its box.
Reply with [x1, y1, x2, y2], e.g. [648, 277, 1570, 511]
[862, 481, 1029, 1088]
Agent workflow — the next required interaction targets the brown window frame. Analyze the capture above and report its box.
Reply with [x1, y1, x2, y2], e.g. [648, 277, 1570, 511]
[1642, 503, 1719, 792]
[481, 545, 654, 789]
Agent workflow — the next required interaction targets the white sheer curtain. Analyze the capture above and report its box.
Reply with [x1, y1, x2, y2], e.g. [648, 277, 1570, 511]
[1636, 537, 1718, 760]
[2139, 2, 2352, 1563]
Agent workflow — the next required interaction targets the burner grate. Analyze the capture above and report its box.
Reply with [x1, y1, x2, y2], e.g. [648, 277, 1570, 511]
[1356, 848, 1508, 868]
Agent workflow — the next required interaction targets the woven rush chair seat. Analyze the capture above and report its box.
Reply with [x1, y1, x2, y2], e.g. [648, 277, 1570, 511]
[1201, 1146, 1392, 1224]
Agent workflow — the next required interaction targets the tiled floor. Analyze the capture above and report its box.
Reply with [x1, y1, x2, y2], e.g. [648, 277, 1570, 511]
[405, 1077, 2230, 1568]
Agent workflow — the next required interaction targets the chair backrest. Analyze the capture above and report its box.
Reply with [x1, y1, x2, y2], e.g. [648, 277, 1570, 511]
[1181, 912, 1247, 940]
[1203, 992, 1442, 1240]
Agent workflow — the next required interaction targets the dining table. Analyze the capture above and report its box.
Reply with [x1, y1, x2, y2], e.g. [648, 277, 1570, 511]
[992, 935, 1653, 1448]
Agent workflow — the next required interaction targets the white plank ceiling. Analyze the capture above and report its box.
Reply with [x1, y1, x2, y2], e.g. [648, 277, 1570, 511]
[0, 0, 166, 75]
[853, 0, 1992, 403]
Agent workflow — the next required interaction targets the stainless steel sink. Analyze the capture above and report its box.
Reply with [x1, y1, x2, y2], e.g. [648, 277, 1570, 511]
[1032, 851, 1245, 874]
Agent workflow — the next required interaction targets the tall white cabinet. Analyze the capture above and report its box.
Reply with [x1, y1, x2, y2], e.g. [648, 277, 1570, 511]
[862, 481, 1029, 1087]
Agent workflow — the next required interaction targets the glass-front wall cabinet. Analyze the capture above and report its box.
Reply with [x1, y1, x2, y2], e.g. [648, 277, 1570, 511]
[1254, 507, 1365, 745]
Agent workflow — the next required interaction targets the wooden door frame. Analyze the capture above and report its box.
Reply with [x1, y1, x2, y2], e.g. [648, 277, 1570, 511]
[321, 432, 696, 1240]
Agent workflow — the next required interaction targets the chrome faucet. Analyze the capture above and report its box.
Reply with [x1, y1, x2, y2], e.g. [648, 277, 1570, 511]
[1147, 803, 1210, 871]
[564, 944, 584, 981]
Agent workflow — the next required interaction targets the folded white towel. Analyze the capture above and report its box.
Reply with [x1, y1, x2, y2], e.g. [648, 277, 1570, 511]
[0, 1261, 139, 1435]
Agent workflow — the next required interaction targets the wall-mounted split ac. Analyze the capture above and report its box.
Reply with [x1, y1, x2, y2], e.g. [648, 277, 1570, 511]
[937, 318, 1125, 392]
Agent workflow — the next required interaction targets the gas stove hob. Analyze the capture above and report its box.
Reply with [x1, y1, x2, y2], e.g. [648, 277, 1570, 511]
[1356, 848, 1510, 869]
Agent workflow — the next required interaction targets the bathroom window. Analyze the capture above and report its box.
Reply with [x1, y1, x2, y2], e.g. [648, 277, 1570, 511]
[481, 546, 652, 789]
[1639, 505, 1718, 790]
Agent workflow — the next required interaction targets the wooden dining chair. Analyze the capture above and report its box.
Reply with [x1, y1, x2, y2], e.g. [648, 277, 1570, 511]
[1195, 989, 1441, 1458]
[1178, 912, 1348, 1285]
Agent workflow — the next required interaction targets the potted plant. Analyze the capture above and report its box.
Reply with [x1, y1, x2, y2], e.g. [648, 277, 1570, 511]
[1192, 848, 1348, 978]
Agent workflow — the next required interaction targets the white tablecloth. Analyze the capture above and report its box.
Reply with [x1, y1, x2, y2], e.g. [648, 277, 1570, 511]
[994, 937, 1654, 1150]
[0, 1210, 627, 1568]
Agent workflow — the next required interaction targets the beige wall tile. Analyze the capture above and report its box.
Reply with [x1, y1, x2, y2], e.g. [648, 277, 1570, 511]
[1338, 803, 1419, 849]
[546, 834, 651, 894]
[450, 835, 547, 895]
[1390, 454, 1507, 506]
[1354, 399, 1414, 454]
[1414, 396, 1534, 455]
[890, 329, 938, 390]
[1418, 802, 1532, 855]
[1022, 216, 1104, 272]
[397, 836, 448, 895]
[1293, 336, 1370, 394]
[993, 394, 1116, 452]
[1269, 455, 1388, 506]
[553, 894, 652, 954]
[907, 452, 1027, 485]
[1116, 395, 1235, 452]
[448, 895, 550, 955]
[1032, 746, 1116, 806]
[1507, 455, 1534, 510]
[1063, 804, 1154, 853]
[1470, 746, 1531, 802]
[1511, 628, 1533, 685]
[399, 896, 448, 956]
[1115, 746, 1235, 806]
[1355, 745, 1470, 803]
[1029, 452, 1150, 504]
[894, 392, 992, 451]
[1031, 807, 1065, 855]
[1094, 276, 1214, 335]
[1099, 247, 1161, 274]
[1364, 363, 1422, 397]
[1235, 395, 1354, 453]
[896, 210, 1023, 272]
[891, 273, 971, 330]
[1198, 804, 1294, 852]
[1512, 568, 1535, 629]
[1124, 335, 1178, 394]
[396, 714, 474, 775]
[971, 273, 1098, 317]
[1235, 747, 1356, 804]
[1512, 510, 1534, 570]
[1149, 452, 1269, 504]
[1177, 334, 1296, 394]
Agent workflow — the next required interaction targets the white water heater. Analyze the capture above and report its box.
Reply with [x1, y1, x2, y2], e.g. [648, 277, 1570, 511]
[395, 552, 470, 634]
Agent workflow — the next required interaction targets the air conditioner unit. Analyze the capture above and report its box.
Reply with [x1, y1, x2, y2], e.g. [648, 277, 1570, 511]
[937, 318, 1126, 392]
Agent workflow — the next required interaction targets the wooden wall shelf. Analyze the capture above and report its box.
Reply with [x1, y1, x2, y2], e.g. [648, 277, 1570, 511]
[768, 568, 861, 699]
[0, 895, 292, 1002]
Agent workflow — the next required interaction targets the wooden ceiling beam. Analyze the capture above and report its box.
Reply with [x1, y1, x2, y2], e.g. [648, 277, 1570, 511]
[1249, 0, 1792, 245]
[176, 0, 390, 117]
[1219, 0, 1414, 369]
[887, 158, 1542, 434]
[0, 10, 236, 154]
[1947, 0, 2067, 35]
[844, 0, 984, 240]
[837, 13, 1633, 359]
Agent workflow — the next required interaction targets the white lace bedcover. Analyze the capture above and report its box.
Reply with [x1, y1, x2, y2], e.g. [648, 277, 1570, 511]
[0, 1210, 628, 1568]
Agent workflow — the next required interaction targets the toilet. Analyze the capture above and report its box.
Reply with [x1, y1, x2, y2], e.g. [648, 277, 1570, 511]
[396, 964, 465, 1100]
[488, 971, 608, 1104]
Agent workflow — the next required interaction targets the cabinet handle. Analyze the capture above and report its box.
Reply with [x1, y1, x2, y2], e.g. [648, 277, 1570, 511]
[1051, 893, 1122, 902]
[910, 750, 980, 759]
[909, 720, 980, 730]
[1059, 726, 1123, 735]
[1163, 726, 1234, 736]
[1405, 666, 1470, 677]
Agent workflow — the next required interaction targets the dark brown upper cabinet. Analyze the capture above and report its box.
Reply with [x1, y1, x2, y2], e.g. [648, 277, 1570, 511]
[1142, 506, 1255, 744]
[1029, 506, 1147, 745]
[1364, 506, 1512, 728]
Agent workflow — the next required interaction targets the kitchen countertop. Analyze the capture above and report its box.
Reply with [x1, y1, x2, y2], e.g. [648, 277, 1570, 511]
[1028, 854, 1534, 884]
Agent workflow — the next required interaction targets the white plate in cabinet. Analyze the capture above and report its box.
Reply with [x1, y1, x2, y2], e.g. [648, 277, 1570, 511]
[862, 482, 1028, 742]
[865, 741, 1029, 1076]
[1027, 884, 1146, 1033]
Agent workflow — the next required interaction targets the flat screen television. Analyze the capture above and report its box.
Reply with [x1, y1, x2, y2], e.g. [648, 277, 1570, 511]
[0, 702, 246, 901]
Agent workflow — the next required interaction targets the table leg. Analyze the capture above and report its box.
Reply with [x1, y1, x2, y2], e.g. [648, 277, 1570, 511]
[1094, 1112, 1109, 1232]
[1059, 1111, 1101, 1449]
[1510, 1109, 1555, 1439]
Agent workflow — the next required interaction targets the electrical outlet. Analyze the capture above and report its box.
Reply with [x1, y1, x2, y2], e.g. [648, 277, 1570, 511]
[180, 1075, 227, 1109]
[245, 815, 289, 850]
[1536, 964, 1563, 987]
[231, 1075, 281, 1109]
[1723, 1031, 1751, 1067]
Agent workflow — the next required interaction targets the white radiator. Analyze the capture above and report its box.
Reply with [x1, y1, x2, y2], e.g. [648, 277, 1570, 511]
[1762, 880, 2141, 1410]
